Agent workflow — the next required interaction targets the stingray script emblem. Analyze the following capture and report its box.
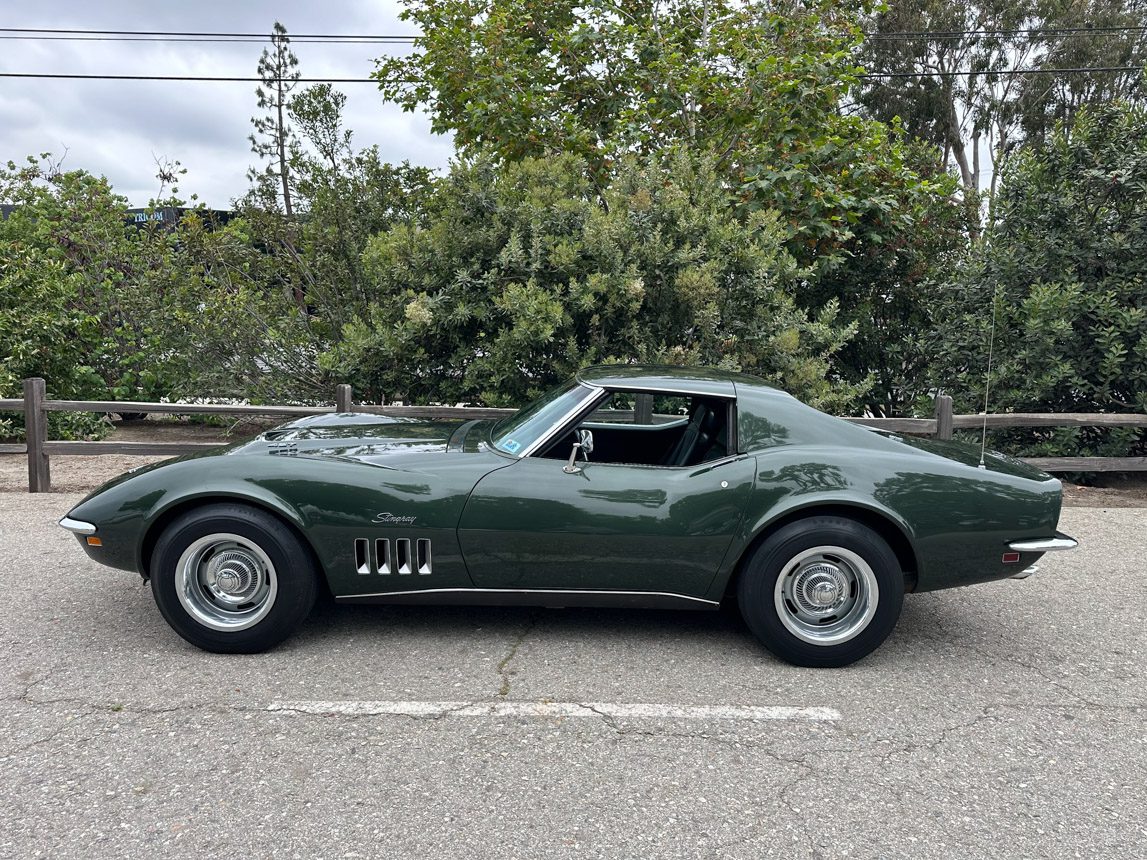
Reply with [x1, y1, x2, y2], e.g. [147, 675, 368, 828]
[372, 512, 417, 526]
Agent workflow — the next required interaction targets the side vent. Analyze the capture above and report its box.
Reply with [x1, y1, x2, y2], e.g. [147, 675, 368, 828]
[355, 537, 430, 575]
[396, 538, 412, 575]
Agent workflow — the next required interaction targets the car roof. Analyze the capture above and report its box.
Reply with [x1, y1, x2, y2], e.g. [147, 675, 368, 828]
[576, 364, 779, 398]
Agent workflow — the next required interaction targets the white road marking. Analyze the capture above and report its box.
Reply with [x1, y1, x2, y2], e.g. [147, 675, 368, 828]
[268, 700, 840, 722]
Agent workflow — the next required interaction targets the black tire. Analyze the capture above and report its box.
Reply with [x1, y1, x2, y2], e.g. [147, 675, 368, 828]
[150, 503, 318, 653]
[736, 516, 904, 668]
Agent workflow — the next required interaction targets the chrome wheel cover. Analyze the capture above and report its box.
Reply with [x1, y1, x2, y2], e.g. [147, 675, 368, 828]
[175, 533, 278, 632]
[774, 545, 878, 646]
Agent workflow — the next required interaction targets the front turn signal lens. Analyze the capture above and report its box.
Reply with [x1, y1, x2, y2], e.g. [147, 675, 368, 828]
[86, 536, 103, 547]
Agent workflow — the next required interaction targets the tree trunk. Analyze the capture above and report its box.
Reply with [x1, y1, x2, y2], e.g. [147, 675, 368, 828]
[277, 79, 293, 219]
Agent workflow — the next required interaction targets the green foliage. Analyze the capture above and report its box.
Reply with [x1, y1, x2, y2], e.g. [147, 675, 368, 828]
[0, 155, 331, 439]
[284, 84, 437, 337]
[323, 150, 868, 411]
[248, 22, 301, 218]
[804, 140, 967, 416]
[0, 157, 155, 439]
[927, 101, 1147, 456]
[376, 0, 959, 415]
[858, 0, 1147, 200]
[377, 0, 943, 272]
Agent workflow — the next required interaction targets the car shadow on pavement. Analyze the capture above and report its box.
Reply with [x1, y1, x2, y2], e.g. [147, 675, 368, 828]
[288, 591, 979, 658]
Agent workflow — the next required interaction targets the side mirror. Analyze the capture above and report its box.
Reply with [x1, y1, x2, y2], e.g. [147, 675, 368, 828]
[562, 429, 594, 474]
[577, 428, 594, 455]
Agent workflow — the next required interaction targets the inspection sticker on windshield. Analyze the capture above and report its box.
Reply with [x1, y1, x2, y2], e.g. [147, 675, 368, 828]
[503, 439, 522, 453]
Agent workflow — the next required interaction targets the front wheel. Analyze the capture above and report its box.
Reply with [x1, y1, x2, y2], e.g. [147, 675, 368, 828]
[150, 504, 318, 653]
[736, 517, 904, 668]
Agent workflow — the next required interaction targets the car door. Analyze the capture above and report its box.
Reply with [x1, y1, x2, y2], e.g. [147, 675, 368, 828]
[456, 453, 756, 598]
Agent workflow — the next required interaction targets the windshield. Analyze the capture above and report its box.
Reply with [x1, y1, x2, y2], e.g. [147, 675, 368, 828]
[491, 380, 596, 456]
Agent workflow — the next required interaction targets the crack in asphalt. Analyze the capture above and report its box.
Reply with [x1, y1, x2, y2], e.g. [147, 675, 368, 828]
[0, 707, 96, 759]
[917, 599, 1112, 710]
[876, 707, 1000, 767]
[495, 612, 540, 698]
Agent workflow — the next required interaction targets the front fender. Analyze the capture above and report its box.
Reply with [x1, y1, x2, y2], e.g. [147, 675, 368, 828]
[66, 448, 503, 595]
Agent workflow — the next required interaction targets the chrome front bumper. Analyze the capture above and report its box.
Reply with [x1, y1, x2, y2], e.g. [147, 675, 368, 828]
[58, 516, 97, 536]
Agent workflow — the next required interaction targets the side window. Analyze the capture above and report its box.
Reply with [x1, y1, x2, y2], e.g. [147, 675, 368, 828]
[584, 392, 692, 425]
[541, 390, 731, 467]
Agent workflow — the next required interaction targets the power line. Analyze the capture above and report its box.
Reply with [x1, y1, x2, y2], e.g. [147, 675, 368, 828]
[0, 35, 413, 44]
[3, 25, 1146, 41]
[1, 24, 1144, 45]
[866, 24, 1147, 40]
[861, 66, 1144, 79]
[0, 27, 415, 41]
[0, 73, 393, 82]
[0, 67, 1142, 84]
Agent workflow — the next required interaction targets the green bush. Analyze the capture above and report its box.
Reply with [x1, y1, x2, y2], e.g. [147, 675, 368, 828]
[927, 102, 1147, 457]
[323, 150, 868, 411]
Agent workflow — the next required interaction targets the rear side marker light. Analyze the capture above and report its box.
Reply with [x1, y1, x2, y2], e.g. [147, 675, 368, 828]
[1002, 551, 1021, 564]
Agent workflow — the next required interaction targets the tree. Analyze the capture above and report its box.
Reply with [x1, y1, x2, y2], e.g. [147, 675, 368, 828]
[0, 157, 207, 437]
[0, 152, 344, 437]
[248, 22, 300, 217]
[237, 82, 437, 344]
[926, 101, 1147, 457]
[1016, 0, 1147, 145]
[803, 141, 968, 416]
[375, 0, 944, 274]
[323, 150, 868, 411]
[857, 0, 1037, 204]
[858, 0, 1147, 207]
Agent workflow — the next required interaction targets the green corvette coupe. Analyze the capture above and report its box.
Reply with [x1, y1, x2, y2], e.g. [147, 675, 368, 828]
[59, 365, 1076, 667]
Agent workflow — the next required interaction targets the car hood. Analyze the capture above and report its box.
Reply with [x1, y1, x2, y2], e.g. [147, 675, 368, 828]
[75, 414, 507, 506]
[263, 413, 463, 447]
[238, 413, 503, 470]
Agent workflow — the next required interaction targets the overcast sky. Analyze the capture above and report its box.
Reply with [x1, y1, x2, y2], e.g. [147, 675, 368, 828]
[0, 0, 452, 206]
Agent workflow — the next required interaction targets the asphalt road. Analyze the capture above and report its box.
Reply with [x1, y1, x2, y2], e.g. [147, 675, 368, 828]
[1, 495, 1144, 859]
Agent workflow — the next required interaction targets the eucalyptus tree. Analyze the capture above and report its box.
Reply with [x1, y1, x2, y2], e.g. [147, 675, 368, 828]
[858, 0, 1147, 206]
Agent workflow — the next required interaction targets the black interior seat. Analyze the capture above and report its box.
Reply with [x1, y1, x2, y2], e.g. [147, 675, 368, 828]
[662, 403, 711, 466]
[691, 408, 728, 464]
[660, 401, 729, 466]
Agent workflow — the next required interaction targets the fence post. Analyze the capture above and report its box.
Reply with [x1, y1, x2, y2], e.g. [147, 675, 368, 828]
[335, 383, 353, 413]
[934, 394, 953, 441]
[634, 393, 653, 425]
[24, 377, 51, 493]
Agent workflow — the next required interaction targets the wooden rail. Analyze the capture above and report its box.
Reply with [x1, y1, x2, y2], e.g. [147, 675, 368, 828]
[1, 382, 1144, 492]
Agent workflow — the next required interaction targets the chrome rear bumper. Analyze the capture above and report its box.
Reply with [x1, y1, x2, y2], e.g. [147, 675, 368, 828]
[1007, 533, 1078, 553]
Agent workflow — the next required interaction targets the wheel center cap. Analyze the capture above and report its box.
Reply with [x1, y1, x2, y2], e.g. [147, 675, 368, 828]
[216, 569, 243, 594]
[207, 550, 260, 600]
[807, 580, 840, 607]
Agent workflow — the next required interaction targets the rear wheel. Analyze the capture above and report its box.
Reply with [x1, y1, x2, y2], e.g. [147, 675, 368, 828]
[737, 516, 904, 667]
[150, 504, 318, 653]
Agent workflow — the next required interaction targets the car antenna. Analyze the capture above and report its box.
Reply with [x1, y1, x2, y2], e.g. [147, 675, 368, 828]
[978, 290, 998, 470]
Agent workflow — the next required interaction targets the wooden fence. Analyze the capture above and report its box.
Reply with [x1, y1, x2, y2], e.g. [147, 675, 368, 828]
[1, 378, 1145, 492]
